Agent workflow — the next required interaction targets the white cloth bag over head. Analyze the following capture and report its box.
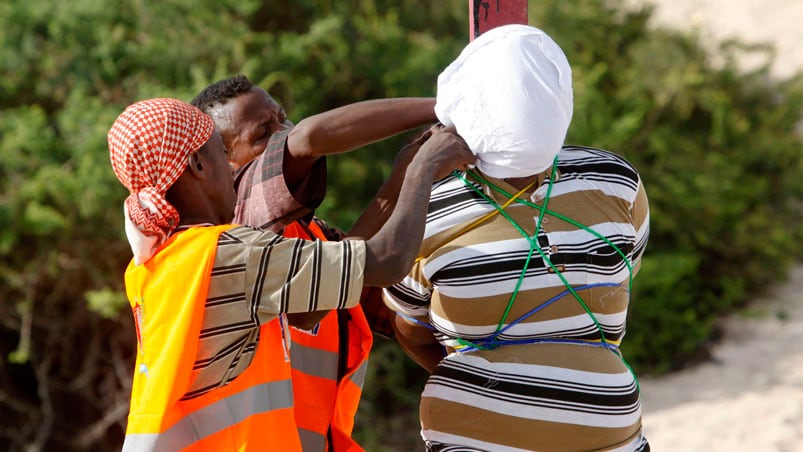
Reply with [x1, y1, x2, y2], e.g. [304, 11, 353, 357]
[435, 24, 573, 178]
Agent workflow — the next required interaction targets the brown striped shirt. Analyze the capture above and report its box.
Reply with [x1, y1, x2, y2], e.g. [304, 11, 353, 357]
[384, 146, 650, 451]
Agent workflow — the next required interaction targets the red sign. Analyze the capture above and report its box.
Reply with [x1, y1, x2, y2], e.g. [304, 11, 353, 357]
[469, 0, 529, 40]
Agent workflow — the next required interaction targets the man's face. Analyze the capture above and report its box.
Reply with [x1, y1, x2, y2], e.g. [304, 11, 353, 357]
[208, 87, 293, 171]
[198, 131, 237, 223]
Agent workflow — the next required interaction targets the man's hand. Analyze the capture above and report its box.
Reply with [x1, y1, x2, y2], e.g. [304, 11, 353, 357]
[414, 125, 475, 181]
[391, 313, 444, 373]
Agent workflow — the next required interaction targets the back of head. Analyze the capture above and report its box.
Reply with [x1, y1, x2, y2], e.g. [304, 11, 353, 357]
[435, 24, 573, 178]
[191, 74, 254, 113]
[108, 98, 214, 264]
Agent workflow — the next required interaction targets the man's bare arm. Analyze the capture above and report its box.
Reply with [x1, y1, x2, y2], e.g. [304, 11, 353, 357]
[284, 98, 436, 187]
[360, 129, 474, 287]
[348, 126, 433, 239]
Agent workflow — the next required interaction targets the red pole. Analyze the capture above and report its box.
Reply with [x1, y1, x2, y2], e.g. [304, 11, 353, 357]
[469, 0, 528, 41]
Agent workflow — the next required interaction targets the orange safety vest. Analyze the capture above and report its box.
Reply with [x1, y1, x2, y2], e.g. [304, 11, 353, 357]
[122, 225, 302, 451]
[283, 221, 373, 452]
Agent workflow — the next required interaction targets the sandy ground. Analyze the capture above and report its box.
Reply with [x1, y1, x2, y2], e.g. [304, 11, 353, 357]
[633, 1, 803, 450]
[639, 265, 803, 451]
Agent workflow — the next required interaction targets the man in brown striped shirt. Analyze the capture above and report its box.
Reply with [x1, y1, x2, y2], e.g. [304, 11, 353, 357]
[384, 25, 651, 451]
[174, 117, 472, 398]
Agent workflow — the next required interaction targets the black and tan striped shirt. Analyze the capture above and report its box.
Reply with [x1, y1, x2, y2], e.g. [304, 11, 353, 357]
[384, 146, 651, 451]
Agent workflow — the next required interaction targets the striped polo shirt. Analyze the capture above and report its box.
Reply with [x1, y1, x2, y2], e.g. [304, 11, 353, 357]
[183, 225, 365, 399]
[384, 145, 651, 451]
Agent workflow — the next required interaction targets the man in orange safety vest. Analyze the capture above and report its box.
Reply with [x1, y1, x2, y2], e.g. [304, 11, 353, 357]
[192, 76, 438, 451]
[108, 97, 473, 450]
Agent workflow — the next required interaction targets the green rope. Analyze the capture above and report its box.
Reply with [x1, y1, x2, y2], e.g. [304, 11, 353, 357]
[465, 172, 635, 291]
[455, 170, 606, 344]
[457, 169, 606, 342]
[450, 160, 641, 391]
[454, 155, 642, 342]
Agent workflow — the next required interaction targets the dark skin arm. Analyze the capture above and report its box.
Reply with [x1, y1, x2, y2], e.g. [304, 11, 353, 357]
[285, 98, 437, 189]
[286, 128, 473, 330]
[339, 127, 434, 333]
[360, 128, 474, 287]
[348, 126, 434, 240]
[288, 124, 433, 330]
[391, 313, 445, 373]
[282, 99, 434, 329]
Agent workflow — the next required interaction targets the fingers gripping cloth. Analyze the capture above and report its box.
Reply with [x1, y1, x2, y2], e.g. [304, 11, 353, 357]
[435, 24, 573, 178]
[108, 98, 215, 264]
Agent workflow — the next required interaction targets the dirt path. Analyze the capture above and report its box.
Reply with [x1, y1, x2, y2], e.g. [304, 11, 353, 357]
[639, 265, 803, 451]
[633, 2, 803, 450]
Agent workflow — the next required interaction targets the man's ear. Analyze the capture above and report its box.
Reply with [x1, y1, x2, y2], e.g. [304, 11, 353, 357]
[186, 153, 207, 179]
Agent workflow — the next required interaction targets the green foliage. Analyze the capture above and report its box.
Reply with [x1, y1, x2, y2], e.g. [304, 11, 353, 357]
[0, 0, 801, 449]
[85, 288, 128, 319]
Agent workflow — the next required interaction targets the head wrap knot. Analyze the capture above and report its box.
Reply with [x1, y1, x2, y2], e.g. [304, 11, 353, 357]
[435, 24, 574, 178]
[108, 98, 215, 264]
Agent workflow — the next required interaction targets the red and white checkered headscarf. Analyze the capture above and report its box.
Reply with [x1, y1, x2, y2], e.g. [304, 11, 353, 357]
[108, 98, 214, 264]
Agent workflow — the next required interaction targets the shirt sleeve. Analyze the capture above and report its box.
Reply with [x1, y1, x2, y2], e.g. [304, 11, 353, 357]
[382, 259, 433, 318]
[209, 226, 365, 326]
[232, 126, 328, 233]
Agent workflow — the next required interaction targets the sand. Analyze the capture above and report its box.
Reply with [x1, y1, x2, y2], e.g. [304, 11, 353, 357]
[639, 265, 803, 451]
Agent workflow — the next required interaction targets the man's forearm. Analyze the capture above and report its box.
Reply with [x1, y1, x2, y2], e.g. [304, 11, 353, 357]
[347, 138, 423, 239]
[359, 128, 474, 287]
[361, 159, 435, 287]
[290, 98, 436, 158]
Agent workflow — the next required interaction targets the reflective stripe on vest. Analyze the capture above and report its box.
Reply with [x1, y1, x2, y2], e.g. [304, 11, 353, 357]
[122, 380, 294, 451]
[290, 345, 368, 387]
[349, 360, 369, 389]
[123, 225, 302, 451]
[282, 221, 373, 452]
[291, 341, 339, 380]
[298, 428, 327, 452]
